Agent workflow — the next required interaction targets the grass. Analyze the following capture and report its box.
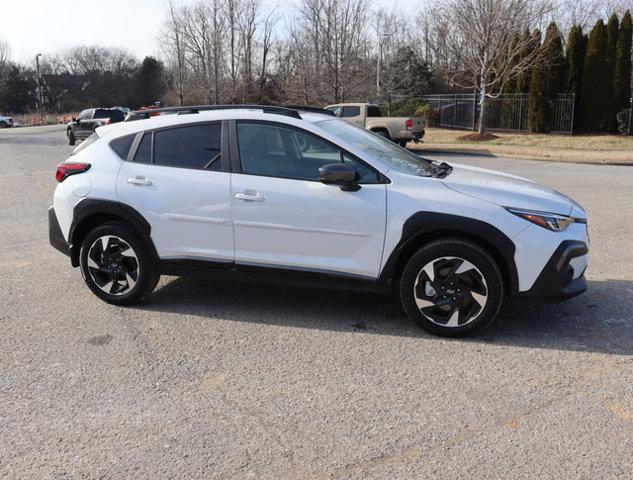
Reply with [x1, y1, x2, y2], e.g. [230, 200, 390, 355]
[409, 128, 633, 164]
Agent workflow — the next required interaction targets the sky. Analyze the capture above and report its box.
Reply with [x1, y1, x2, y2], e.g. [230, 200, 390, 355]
[1, 0, 420, 64]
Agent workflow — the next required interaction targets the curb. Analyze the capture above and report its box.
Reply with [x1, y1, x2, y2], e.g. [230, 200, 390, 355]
[407, 146, 633, 166]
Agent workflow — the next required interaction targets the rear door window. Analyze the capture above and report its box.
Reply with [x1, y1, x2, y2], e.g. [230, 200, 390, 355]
[134, 133, 152, 163]
[153, 123, 222, 170]
[341, 106, 361, 118]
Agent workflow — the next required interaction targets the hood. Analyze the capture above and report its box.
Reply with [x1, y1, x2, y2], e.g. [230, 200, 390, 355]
[441, 163, 572, 215]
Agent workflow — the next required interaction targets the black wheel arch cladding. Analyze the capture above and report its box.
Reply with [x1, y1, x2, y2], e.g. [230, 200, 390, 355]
[69, 199, 154, 267]
[379, 211, 519, 294]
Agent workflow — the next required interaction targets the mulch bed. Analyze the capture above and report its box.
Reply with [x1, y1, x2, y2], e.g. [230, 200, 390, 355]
[458, 133, 500, 142]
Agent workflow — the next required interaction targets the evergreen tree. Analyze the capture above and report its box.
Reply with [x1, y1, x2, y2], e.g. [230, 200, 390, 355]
[605, 13, 621, 131]
[528, 22, 565, 132]
[566, 25, 587, 130]
[579, 19, 610, 131]
[566, 25, 587, 94]
[614, 11, 632, 114]
[516, 29, 540, 93]
[0, 66, 32, 113]
[135, 56, 166, 108]
[503, 34, 521, 93]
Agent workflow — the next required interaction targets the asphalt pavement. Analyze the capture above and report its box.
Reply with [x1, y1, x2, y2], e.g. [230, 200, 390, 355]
[1, 125, 632, 479]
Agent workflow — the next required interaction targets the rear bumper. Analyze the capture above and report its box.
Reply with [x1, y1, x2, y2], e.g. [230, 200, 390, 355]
[397, 130, 425, 141]
[511, 240, 588, 304]
[48, 206, 72, 257]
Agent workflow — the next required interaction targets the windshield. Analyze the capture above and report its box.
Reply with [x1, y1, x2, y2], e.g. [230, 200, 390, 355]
[316, 119, 434, 176]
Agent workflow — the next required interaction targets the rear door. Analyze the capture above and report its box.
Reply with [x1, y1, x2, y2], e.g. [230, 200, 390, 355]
[116, 122, 233, 263]
[75, 110, 93, 139]
[340, 105, 364, 127]
[230, 120, 387, 279]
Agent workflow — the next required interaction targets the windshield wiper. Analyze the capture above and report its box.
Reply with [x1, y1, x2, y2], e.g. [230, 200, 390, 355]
[433, 161, 453, 178]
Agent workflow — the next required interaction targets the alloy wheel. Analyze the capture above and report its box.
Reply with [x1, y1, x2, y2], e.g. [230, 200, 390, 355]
[413, 256, 488, 328]
[86, 235, 140, 296]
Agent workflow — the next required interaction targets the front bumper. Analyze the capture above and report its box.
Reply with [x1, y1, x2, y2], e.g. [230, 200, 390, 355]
[48, 206, 72, 257]
[512, 240, 588, 304]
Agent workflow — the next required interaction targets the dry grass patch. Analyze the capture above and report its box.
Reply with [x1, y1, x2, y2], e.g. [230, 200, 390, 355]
[411, 128, 633, 164]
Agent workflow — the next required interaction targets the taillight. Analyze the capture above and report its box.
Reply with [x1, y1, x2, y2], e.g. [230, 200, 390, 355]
[405, 119, 413, 129]
[55, 162, 91, 182]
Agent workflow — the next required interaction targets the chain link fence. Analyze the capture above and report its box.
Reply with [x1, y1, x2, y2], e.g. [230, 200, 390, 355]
[421, 93, 576, 134]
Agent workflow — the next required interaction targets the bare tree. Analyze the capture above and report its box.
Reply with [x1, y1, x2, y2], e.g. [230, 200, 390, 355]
[257, 6, 279, 102]
[161, 0, 189, 105]
[373, 8, 411, 104]
[0, 38, 11, 77]
[292, 0, 372, 103]
[434, 0, 554, 133]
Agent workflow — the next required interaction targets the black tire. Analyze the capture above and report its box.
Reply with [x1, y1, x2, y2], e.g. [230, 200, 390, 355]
[79, 222, 159, 305]
[398, 139, 408, 148]
[399, 238, 504, 337]
[373, 129, 391, 140]
[68, 130, 75, 146]
[0, 121, 7, 129]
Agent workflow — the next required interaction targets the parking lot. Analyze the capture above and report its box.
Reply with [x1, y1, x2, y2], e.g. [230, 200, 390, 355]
[1, 125, 632, 479]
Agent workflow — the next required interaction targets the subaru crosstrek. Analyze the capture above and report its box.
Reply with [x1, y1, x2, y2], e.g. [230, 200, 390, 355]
[48, 105, 589, 337]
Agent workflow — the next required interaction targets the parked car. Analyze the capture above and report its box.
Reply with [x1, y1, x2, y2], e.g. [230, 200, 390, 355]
[0, 114, 14, 128]
[48, 105, 588, 337]
[66, 108, 126, 145]
[325, 103, 424, 146]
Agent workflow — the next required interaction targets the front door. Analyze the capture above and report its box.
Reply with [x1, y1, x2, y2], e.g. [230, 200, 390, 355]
[230, 121, 386, 279]
[116, 122, 233, 263]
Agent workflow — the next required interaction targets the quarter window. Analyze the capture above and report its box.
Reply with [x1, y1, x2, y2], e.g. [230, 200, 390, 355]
[109, 134, 136, 160]
[236, 122, 379, 183]
[153, 123, 222, 170]
[367, 106, 382, 117]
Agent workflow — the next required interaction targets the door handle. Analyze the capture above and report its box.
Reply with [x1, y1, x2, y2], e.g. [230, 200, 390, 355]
[235, 191, 265, 202]
[127, 176, 153, 186]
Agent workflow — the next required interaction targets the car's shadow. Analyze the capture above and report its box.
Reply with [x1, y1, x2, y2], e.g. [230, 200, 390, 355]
[138, 277, 633, 356]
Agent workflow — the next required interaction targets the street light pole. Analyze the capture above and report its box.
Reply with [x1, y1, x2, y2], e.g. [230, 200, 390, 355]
[35, 53, 44, 124]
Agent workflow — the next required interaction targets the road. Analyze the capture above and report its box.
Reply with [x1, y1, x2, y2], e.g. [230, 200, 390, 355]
[1, 125, 632, 479]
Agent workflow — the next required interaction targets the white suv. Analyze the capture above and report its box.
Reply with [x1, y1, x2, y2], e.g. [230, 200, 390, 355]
[49, 105, 589, 336]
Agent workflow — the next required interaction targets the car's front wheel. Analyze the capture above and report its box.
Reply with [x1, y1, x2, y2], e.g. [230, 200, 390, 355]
[399, 239, 504, 337]
[79, 222, 159, 305]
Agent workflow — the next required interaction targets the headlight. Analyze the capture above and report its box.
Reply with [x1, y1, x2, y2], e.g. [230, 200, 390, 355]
[505, 207, 578, 232]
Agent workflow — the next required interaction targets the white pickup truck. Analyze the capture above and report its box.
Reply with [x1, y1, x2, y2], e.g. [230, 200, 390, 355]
[324, 103, 424, 146]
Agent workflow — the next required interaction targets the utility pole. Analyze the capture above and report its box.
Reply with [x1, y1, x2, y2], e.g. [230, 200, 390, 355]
[35, 53, 44, 124]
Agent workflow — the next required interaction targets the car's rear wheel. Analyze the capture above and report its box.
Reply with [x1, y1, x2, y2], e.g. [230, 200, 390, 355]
[79, 222, 159, 305]
[399, 239, 504, 337]
[68, 130, 75, 146]
[398, 139, 408, 148]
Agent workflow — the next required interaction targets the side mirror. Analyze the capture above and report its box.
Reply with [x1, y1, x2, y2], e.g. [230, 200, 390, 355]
[319, 163, 360, 192]
[71, 117, 77, 122]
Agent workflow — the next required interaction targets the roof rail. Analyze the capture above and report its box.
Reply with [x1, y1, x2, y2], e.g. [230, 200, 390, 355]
[281, 105, 336, 116]
[124, 104, 334, 122]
